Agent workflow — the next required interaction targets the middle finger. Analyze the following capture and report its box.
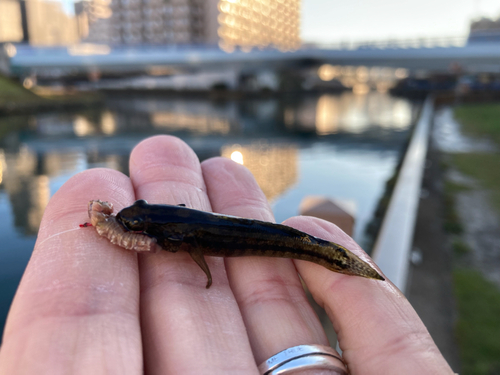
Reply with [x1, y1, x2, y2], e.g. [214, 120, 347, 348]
[129, 136, 257, 374]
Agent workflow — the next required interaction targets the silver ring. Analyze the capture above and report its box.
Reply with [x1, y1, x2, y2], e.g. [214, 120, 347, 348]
[258, 344, 348, 375]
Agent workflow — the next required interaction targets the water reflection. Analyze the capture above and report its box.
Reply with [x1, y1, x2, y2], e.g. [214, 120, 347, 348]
[0, 92, 416, 237]
[221, 143, 298, 201]
[25, 92, 414, 140]
[1, 146, 85, 234]
[107, 97, 240, 135]
[317, 65, 409, 95]
[0, 91, 417, 339]
[152, 112, 231, 134]
[2, 148, 46, 235]
[35, 111, 118, 138]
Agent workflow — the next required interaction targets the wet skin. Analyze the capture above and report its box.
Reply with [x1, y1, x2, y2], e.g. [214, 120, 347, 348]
[116, 199, 385, 288]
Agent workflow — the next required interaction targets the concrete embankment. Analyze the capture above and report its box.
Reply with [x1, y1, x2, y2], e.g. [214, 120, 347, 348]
[371, 98, 461, 371]
[406, 116, 461, 371]
[408, 103, 500, 373]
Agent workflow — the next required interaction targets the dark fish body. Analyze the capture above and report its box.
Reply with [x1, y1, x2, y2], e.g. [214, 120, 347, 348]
[116, 200, 384, 288]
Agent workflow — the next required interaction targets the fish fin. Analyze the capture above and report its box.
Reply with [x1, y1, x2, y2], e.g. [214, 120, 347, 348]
[177, 203, 186, 207]
[188, 247, 212, 289]
[134, 199, 148, 206]
[167, 234, 184, 242]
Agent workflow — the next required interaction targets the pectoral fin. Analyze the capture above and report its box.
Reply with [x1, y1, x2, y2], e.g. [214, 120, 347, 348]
[188, 247, 212, 289]
[167, 234, 184, 242]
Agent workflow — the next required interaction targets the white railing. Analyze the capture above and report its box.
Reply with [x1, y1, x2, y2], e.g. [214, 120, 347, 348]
[371, 97, 434, 293]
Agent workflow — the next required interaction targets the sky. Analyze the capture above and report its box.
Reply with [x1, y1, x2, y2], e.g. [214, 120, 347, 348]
[301, 0, 500, 43]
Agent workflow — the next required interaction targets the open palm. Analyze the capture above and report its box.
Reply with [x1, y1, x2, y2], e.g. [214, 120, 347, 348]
[0, 136, 453, 375]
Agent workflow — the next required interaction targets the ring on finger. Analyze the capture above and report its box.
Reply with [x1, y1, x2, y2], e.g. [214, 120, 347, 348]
[258, 344, 348, 375]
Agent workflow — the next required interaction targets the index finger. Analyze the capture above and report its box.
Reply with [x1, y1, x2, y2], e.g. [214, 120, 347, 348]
[0, 169, 142, 374]
[282, 216, 454, 375]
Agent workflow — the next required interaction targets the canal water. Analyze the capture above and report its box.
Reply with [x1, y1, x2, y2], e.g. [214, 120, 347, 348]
[0, 91, 418, 337]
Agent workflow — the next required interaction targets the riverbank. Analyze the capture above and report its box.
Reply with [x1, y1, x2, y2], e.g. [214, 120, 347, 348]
[447, 103, 500, 375]
[0, 75, 42, 110]
[0, 75, 102, 115]
[408, 102, 500, 374]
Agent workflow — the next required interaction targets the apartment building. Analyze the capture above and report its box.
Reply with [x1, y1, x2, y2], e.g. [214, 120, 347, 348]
[80, 0, 300, 50]
[0, 0, 23, 43]
[0, 0, 80, 46]
[79, 0, 219, 45]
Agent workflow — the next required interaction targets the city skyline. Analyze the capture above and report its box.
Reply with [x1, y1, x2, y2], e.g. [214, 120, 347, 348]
[2, 0, 500, 46]
[55, 0, 500, 43]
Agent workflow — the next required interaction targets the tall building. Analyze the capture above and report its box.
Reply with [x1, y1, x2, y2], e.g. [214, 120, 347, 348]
[80, 0, 300, 50]
[468, 16, 500, 43]
[0, 0, 80, 46]
[0, 0, 23, 43]
[79, 0, 220, 45]
[217, 0, 301, 52]
[23, 0, 80, 45]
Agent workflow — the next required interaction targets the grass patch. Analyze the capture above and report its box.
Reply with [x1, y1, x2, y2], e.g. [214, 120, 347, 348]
[454, 269, 500, 375]
[0, 75, 41, 105]
[450, 104, 500, 374]
[445, 179, 471, 194]
[451, 153, 500, 190]
[0, 74, 102, 114]
[451, 153, 500, 214]
[443, 180, 464, 234]
[454, 104, 500, 145]
[452, 238, 471, 256]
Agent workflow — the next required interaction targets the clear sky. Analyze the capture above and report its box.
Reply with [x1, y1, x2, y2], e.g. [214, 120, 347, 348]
[301, 0, 500, 43]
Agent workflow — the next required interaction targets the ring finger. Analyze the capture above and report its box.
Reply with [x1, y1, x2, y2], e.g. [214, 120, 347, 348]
[201, 157, 340, 370]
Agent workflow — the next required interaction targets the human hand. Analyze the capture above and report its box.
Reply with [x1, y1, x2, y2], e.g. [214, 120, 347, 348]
[0, 135, 454, 374]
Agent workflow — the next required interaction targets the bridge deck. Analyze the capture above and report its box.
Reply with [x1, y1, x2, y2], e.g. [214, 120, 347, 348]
[3, 40, 500, 77]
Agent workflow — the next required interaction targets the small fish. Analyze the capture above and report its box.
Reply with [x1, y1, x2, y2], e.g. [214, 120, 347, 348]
[109, 200, 385, 288]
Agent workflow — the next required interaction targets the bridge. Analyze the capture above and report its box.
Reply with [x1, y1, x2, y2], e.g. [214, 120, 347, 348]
[1, 36, 500, 80]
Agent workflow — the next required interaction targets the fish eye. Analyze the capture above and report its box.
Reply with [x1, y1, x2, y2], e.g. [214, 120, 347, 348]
[116, 212, 144, 231]
[128, 217, 143, 229]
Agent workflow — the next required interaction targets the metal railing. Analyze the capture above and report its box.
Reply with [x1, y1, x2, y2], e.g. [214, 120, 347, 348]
[304, 36, 467, 51]
[371, 97, 434, 293]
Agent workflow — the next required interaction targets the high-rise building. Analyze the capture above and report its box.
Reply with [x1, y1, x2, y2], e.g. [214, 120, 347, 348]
[79, 0, 220, 45]
[0, 0, 80, 46]
[217, 0, 301, 52]
[1, 0, 301, 49]
[80, 0, 300, 50]
[0, 0, 23, 43]
[23, 0, 80, 46]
